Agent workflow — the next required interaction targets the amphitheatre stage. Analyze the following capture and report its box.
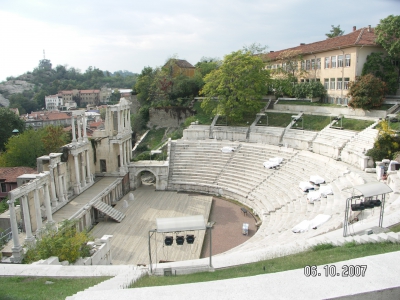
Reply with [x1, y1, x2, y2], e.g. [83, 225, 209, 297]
[90, 185, 213, 265]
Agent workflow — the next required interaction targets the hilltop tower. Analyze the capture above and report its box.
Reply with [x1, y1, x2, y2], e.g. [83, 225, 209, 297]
[38, 50, 52, 70]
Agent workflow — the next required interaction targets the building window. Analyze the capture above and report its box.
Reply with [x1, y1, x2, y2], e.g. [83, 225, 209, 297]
[311, 59, 315, 70]
[306, 60, 311, 70]
[324, 78, 329, 89]
[331, 56, 337, 68]
[345, 54, 351, 67]
[344, 78, 350, 90]
[316, 58, 321, 69]
[301, 61, 305, 70]
[338, 55, 344, 68]
[325, 57, 330, 68]
[305, 79, 310, 82]
[316, 78, 320, 82]
[1, 183, 6, 193]
[330, 78, 336, 90]
[300, 79, 305, 83]
[337, 78, 343, 90]
[100, 159, 107, 172]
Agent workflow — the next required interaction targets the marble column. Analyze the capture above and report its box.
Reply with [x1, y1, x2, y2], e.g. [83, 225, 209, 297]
[119, 143, 123, 170]
[8, 200, 23, 263]
[122, 141, 126, 167]
[73, 154, 81, 193]
[117, 110, 121, 133]
[83, 114, 88, 141]
[58, 170, 65, 202]
[43, 184, 53, 225]
[81, 152, 86, 188]
[63, 176, 68, 200]
[77, 117, 82, 142]
[86, 150, 92, 183]
[21, 195, 34, 243]
[49, 165, 58, 206]
[71, 115, 77, 143]
[33, 188, 42, 234]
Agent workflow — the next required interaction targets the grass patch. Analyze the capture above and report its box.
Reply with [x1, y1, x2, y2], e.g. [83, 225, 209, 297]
[258, 112, 293, 127]
[192, 101, 214, 125]
[215, 114, 256, 126]
[142, 128, 166, 150]
[0, 276, 110, 300]
[299, 115, 331, 131]
[339, 118, 375, 131]
[132, 241, 400, 288]
[390, 223, 400, 233]
[277, 100, 341, 107]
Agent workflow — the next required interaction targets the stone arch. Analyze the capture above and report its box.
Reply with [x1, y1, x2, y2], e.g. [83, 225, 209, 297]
[129, 163, 169, 191]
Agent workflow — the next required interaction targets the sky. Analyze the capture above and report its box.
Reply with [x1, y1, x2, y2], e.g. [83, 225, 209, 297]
[0, 0, 399, 82]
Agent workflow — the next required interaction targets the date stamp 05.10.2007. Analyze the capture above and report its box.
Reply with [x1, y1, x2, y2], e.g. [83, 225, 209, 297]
[304, 265, 367, 277]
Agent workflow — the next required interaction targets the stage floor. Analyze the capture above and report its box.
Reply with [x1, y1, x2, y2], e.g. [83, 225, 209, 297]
[90, 185, 212, 265]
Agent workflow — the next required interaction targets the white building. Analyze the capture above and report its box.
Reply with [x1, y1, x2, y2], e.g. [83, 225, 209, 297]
[45, 94, 63, 110]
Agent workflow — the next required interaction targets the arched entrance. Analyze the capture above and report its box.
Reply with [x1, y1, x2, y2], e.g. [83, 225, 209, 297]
[129, 162, 169, 191]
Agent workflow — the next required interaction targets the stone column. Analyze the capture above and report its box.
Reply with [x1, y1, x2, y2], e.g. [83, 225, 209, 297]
[119, 143, 123, 170]
[81, 152, 86, 188]
[8, 199, 23, 263]
[77, 116, 82, 142]
[33, 188, 42, 234]
[71, 115, 77, 143]
[21, 195, 34, 244]
[58, 169, 65, 202]
[86, 150, 92, 183]
[83, 114, 88, 141]
[43, 184, 54, 225]
[73, 154, 81, 194]
[49, 165, 58, 206]
[122, 141, 126, 167]
[117, 110, 121, 133]
[63, 176, 68, 201]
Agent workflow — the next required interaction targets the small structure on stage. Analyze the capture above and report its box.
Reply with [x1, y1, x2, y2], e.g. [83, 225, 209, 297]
[343, 182, 392, 237]
[148, 215, 212, 274]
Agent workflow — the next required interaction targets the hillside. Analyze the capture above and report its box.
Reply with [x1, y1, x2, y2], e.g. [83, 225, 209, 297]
[0, 65, 138, 113]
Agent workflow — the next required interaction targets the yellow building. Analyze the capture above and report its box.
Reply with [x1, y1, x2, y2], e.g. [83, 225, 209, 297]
[164, 59, 196, 78]
[264, 26, 384, 104]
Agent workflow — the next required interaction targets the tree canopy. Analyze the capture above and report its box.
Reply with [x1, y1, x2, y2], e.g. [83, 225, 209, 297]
[348, 74, 387, 110]
[200, 50, 269, 122]
[0, 108, 25, 152]
[0, 125, 70, 168]
[362, 52, 398, 94]
[375, 14, 400, 58]
[325, 25, 344, 38]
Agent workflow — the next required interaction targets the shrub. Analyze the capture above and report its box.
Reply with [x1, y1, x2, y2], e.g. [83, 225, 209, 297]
[348, 74, 387, 110]
[23, 220, 91, 264]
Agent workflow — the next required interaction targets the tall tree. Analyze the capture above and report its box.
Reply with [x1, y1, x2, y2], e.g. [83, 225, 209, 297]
[375, 15, 400, 58]
[325, 25, 344, 38]
[42, 125, 70, 153]
[200, 50, 269, 122]
[0, 108, 25, 152]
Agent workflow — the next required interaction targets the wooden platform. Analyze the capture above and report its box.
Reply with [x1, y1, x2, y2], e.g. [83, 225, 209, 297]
[90, 185, 212, 265]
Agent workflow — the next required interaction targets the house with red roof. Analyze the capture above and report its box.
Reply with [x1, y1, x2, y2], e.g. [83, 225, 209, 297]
[263, 26, 384, 104]
[0, 167, 37, 199]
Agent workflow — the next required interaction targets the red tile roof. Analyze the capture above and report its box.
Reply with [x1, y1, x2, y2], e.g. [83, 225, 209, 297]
[24, 111, 72, 121]
[0, 167, 37, 183]
[89, 121, 104, 128]
[264, 27, 379, 61]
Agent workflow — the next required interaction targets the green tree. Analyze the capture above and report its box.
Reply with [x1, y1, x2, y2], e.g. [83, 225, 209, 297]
[348, 74, 387, 110]
[0, 128, 46, 168]
[42, 125, 70, 153]
[200, 50, 269, 122]
[110, 89, 121, 103]
[375, 15, 400, 58]
[326, 25, 344, 38]
[135, 67, 157, 105]
[362, 52, 398, 94]
[0, 108, 25, 152]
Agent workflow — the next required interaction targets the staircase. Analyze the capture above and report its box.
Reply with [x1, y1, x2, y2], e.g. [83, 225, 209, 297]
[93, 201, 126, 222]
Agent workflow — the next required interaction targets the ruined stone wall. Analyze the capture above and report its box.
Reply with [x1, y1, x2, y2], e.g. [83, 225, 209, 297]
[148, 107, 194, 128]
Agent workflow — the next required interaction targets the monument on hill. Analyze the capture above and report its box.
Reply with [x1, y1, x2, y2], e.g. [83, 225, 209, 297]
[38, 50, 52, 70]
